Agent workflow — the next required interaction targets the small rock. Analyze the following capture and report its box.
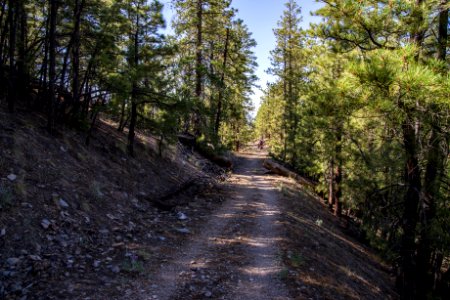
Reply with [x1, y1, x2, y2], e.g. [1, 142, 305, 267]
[7, 174, 17, 181]
[176, 228, 190, 234]
[28, 255, 42, 261]
[58, 199, 69, 209]
[93, 260, 101, 268]
[204, 291, 212, 297]
[177, 212, 188, 220]
[6, 257, 21, 266]
[111, 265, 120, 273]
[41, 219, 51, 229]
[60, 146, 67, 152]
[0, 228, 5, 237]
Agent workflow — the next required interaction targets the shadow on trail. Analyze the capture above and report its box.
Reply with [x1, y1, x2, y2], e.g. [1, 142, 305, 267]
[132, 150, 396, 300]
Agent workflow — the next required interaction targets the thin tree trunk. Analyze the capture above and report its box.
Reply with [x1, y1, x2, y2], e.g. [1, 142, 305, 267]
[47, 0, 57, 131]
[85, 97, 105, 146]
[118, 98, 127, 131]
[59, 42, 72, 89]
[328, 159, 334, 209]
[193, 0, 203, 135]
[37, 14, 50, 110]
[17, 0, 29, 107]
[7, 0, 16, 112]
[127, 7, 140, 156]
[334, 123, 343, 217]
[71, 0, 85, 117]
[0, 0, 7, 66]
[214, 27, 230, 135]
[127, 100, 137, 156]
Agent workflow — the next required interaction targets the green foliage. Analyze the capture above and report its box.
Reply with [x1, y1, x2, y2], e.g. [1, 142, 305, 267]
[256, 1, 450, 296]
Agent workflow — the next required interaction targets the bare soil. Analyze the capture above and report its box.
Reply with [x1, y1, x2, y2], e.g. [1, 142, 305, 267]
[0, 110, 398, 299]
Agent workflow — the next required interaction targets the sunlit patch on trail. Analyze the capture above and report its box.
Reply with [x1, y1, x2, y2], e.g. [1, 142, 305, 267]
[241, 266, 283, 276]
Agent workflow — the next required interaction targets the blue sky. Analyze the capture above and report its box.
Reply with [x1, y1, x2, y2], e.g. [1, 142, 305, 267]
[161, 0, 324, 115]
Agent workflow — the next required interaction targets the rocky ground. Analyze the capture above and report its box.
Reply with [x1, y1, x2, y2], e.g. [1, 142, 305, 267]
[1, 110, 398, 299]
[0, 111, 226, 299]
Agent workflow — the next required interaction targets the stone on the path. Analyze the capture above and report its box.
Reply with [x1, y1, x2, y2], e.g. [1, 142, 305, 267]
[28, 255, 42, 261]
[58, 199, 69, 209]
[0, 228, 5, 237]
[7, 174, 17, 181]
[41, 219, 51, 229]
[6, 257, 21, 266]
[111, 265, 120, 273]
[204, 291, 212, 297]
[176, 228, 190, 234]
[177, 212, 188, 220]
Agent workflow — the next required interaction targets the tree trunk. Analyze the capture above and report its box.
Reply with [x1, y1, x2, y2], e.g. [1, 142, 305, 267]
[328, 159, 334, 209]
[333, 123, 343, 217]
[416, 4, 448, 298]
[71, 0, 85, 117]
[118, 98, 127, 131]
[398, 120, 422, 300]
[7, 0, 16, 112]
[193, 0, 203, 135]
[127, 100, 137, 156]
[47, 0, 57, 131]
[127, 8, 140, 157]
[0, 0, 7, 67]
[17, 0, 29, 107]
[214, 27, 230, 135]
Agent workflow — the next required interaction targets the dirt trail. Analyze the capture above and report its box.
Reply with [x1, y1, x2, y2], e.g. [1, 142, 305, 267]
[132, 149, 397, 300]
[139, 150, 290, 299]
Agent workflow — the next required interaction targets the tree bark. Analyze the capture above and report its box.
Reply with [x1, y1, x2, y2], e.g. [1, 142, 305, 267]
[47, 0, 57, 131]
[0, 0, 7, 67]
[416, 4, 448, 298]
[333, 123, 343, 217]
[17, 0, 29, 107]
[71, 0, 85, 117]
[127, 7, 140, 156]
[214, 27, 230, 135]
[328, 159, 334, 209]
[7, 0, 16, 112]
[398, 120, 422, 300]
[193, 0, 203, 135]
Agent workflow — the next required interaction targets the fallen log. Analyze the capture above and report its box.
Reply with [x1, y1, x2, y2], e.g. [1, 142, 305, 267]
[147, 176, 212, 211]
[178, 134, 233, 169]
[263, 159, 316, 187]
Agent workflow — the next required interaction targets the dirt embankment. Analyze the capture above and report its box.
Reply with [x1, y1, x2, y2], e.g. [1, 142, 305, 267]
[0, 111, 225, 299]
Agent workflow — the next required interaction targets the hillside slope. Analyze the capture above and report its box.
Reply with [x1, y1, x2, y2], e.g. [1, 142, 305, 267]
[0, 111, 225, 299]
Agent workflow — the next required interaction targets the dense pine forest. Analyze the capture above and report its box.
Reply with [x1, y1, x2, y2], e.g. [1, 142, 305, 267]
[0, 0, 448, 299]
[256, 1, 449, 299]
